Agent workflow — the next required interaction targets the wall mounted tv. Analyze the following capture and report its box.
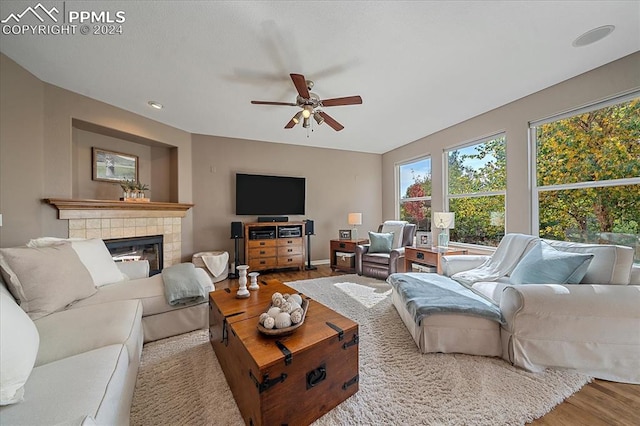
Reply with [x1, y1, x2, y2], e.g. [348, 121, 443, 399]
[235, 173, 306, 215]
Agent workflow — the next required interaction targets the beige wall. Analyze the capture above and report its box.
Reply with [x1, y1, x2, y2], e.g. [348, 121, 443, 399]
[382, 52, 640, 238]
[191, 135, 382, 262]
[72, 128, 152, 200]
[0, 53, 194, 256]
[0, 52, 381, 260]
[0, 54, 45, 247]
[3, 50, 638, 260]
[71, 127, 174, 202]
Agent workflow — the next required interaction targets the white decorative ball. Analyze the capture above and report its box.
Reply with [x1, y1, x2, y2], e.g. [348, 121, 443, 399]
[290, 310, 303, 324]
[259, 313, 270, 325]
[267, 307, 281, 318]
[290, 307, 303, 317]
[280, 300, 292, 313]
[271, 292, 283, 303]
[263, 316, 275, 329]
[289, 294, 303, 306]
[282, 293, 291, 300]
[272, 296, 284, 308]
[274, 312, 292, 328]
[288, 301, 301, 313]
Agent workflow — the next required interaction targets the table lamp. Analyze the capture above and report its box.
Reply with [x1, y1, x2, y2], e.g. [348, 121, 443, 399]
[348, 212, 362, 241]
[434, 212, 455, 248]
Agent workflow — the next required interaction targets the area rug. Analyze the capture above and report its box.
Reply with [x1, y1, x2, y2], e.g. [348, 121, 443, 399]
[130, 275, 591, 426]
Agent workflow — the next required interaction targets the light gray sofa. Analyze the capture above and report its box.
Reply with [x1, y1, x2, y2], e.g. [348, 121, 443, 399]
[0, 238, 213, 425]
[391, 235, 640, 384]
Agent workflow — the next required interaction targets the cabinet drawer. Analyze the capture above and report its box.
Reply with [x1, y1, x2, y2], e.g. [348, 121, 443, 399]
[405, 250, 437, 265]
[248, 239, 276, 249]
[249, 247, 277, 258]
[277, 237, 303, 247]
[404, 250, 419, 262]
[249, 257, 278, 270]
[330, 240, 355, 252]
[277, 254, 303, 267]
[277, 245, 302, 256]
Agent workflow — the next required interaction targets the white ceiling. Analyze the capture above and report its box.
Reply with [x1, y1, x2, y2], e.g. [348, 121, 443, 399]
[1, 1, 638, 154]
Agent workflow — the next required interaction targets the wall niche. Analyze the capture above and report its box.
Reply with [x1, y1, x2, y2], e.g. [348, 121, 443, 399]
[71, 119, 177, 202]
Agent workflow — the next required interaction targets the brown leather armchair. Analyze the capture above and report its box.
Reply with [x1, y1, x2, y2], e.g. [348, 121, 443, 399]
[355, 222, 417, 279]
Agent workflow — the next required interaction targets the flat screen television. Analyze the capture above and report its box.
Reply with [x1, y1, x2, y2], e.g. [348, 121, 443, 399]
[235, 173, 306, 215]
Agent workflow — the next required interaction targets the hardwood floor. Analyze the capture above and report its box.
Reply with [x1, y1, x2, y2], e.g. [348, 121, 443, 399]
[217, 265, 640, 425]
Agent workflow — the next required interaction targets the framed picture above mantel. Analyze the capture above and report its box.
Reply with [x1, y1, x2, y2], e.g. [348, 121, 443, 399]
[92, 147, 138, 183]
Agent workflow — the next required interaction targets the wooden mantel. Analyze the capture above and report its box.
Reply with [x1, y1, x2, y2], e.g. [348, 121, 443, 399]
[44, 198, 194, 219]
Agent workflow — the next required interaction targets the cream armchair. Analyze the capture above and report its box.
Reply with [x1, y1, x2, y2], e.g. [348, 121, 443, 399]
[441, 237, 640, 384]
[355, 221, 416, 279]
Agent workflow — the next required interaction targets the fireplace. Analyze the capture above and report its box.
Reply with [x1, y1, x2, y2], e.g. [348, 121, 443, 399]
[105, 235, 164, 276]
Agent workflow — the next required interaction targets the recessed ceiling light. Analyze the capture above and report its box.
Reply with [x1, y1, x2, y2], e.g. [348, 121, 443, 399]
[148, 101, 163, 110]
[572, 25, 615, 47]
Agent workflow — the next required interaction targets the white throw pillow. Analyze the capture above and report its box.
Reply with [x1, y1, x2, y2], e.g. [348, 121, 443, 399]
[381, 221, 408, 249]
[27, 238, 125, 287]
[0, 243, 97, 320]
[0, 291, 40, 405]
[70, 239, 126, 286]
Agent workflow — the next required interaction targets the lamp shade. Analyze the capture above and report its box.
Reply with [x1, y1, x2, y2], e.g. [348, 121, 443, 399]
[348, 213, 362, 226]
[434, 212, 455, 229]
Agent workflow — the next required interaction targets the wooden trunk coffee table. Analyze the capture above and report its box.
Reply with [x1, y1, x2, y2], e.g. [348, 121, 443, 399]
[209, 279, 359, 425]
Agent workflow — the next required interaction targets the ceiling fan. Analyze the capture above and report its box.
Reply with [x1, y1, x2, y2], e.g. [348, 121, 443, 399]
[251, 73, 362, 131]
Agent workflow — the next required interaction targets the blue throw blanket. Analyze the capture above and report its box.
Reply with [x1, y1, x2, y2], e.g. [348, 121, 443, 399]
[162, 263, 206, 306]
[388, 273, 505, 325]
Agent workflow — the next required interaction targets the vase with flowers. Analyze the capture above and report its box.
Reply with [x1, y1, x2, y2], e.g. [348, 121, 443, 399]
[119, 179, 136, 200]
[120, 180, 150, 202]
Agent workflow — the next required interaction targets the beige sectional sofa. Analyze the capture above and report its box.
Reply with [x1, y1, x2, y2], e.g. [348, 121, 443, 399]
[391, 235, 640, 384]
[0, 238, 213, 425]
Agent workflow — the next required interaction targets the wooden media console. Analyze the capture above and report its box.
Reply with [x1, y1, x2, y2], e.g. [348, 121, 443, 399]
[244, 221, 305, 272]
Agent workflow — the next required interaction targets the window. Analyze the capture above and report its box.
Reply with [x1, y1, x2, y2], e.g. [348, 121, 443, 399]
[445, 134, 506, 247]
[398, 157, 431, 230]
[531, 94, 640, 263]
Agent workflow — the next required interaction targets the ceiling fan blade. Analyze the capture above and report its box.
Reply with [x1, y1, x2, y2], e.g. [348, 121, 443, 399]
[251, 100, 297, 106]
[318, 111, 344, 131]
[321, 96, 363, 107]
[284, 118, 297, 129]
[290, 73, 310, 99]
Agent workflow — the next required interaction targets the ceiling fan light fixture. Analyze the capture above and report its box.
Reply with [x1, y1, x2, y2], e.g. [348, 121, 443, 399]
[252, 73, 361, 132]
[292, 111, 303, 124]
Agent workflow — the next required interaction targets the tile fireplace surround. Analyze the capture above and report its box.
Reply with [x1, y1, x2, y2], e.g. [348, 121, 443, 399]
[44, 199, 194, 267]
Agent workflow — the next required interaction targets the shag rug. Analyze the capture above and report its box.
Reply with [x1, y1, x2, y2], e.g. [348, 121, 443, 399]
[130, 275, 591, 425]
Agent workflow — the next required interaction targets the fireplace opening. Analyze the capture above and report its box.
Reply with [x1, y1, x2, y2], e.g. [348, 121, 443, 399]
[104, 235, 164, 276]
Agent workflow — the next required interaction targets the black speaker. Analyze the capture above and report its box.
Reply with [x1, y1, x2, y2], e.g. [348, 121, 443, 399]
[305, 219, 317, 270]
[231, 221, 243, 239]
[305, 219, 315, 236]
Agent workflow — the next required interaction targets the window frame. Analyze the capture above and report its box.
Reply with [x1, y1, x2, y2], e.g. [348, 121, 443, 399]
[444, 132, 507, 248]
[396, 155, 432, 228]
[529, 90, 640, 236]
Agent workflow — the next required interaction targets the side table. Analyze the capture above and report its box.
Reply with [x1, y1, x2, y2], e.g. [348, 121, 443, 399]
[404, 246, 468, 274]
[330, 239, 369, 273]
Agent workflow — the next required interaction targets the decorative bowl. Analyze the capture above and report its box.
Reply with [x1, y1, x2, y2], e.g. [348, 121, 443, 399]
[257, 297, 309, 336]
